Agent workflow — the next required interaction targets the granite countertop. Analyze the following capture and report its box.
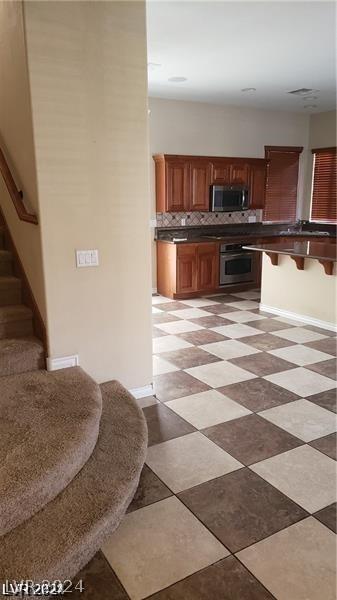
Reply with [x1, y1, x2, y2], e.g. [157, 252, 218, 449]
[157, 232, 335, 244]
[244, 241, 337, 262]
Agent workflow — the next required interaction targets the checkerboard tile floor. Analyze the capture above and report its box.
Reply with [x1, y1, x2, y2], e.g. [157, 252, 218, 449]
[75, 291, 337, 600]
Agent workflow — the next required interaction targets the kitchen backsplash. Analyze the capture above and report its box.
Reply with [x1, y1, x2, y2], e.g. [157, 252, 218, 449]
[156, 209, 263, 228]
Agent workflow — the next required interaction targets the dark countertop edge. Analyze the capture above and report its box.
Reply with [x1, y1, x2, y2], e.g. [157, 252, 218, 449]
[156, 233, 336, 245]
[244, 244, 337, 262]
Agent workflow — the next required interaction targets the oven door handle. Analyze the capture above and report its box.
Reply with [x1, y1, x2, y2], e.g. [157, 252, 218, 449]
[221, 252, 253, 259]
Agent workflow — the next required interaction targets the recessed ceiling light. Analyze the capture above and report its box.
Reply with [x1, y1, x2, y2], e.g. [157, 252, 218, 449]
[241, 87, 256, 92]
[147, 62, 161, 71]
[168, 76, 187, 83]
[303, 104, 318, 109]
[288, 88, 319, 96]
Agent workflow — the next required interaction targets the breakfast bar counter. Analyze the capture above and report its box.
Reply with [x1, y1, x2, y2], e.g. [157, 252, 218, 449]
[244, 241, 337, 331]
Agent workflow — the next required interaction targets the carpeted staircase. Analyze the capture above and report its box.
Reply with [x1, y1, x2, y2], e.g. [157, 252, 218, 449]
[0, 221, 148, 583]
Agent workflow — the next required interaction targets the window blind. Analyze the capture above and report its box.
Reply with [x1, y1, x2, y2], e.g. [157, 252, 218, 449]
[263, 146, 303, 222]
[310, 147, 337, 224]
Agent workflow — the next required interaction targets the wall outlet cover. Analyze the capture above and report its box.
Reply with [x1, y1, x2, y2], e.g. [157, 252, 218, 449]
[76, 249, 99, 267]
[248, 216, 257, 223]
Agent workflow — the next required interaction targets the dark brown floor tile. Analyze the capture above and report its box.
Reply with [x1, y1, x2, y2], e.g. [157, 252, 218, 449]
[127, 464, 172, 512]
[229, 352, 295, 376]
[305, 337, 337, 357]
[314, 503, 337, 533]
[309, 432, 337, 460]
[305, 325, 336, 337]
[178, 468, 307, 553]
[307, 358, 337, 380]
[71, 551, 129, 599]
[202, 413, 303, 465]
[153, 313, 182, 324]
[153, 326, 169, 338]
[177, 329, 228, 346]
[157, 301, 190, 312]
[154, 371, 210, 402]
[307, 389, 337, 413]
[147, 555, 274, 599]
[246, 318, 294, 333]
[190, 315, 233, 328]
[219, 377, 300, 412]
[240, 333, 296, 351]
[143, 403, 196, 446]
[159, 347, 221, 369]
[201, 303, 236, 315]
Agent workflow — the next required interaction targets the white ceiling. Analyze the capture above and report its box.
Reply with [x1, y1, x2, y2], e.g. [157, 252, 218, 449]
[146, 1, 336, 113]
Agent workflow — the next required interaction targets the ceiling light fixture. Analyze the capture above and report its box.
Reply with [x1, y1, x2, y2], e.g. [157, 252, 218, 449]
[168, 76, 187, 83]
[288, 88, 319, 96]
[241, 87, 256, 92]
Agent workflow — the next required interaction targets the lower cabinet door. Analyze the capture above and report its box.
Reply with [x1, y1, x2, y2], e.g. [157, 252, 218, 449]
[197, 243, 219, 291]
[176, 245, 198, 293]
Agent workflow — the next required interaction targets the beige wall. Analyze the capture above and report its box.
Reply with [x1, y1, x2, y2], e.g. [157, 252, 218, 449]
[0, 0, 46, 320]
[261, 253, 336, 327]
[303, 110, 337, 219]
[24, 0, 152, 387]
[149, 97, 310, 289]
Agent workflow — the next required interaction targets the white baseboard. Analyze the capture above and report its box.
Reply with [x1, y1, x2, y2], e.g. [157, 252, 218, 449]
[129, 384, 154, 399]
[260, 304, 337, 333]
[152, 287, 158, 295]
[47, 354, 80, 371]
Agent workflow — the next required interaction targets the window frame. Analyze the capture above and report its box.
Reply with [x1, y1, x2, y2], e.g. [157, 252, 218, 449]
[263, 145, 303, 224]
[309, 147, 337, 224]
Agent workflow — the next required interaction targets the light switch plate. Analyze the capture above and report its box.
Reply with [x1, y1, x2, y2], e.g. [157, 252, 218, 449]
[76, 249, 99, 267]
[150, 218, 157, 228]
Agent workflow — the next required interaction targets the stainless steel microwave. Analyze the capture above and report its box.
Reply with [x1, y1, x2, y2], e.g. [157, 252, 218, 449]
[210, 185, 249, 212]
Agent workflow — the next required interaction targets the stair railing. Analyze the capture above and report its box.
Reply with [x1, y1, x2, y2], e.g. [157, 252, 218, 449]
[0, 146, 38, 224]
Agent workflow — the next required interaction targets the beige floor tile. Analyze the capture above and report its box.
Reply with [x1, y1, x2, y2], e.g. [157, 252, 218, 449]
[212, 323, 264, 339]
[146, 431, 242, 493]
[268, 344, 333, 366]
[153, 335, 193, 354]
[180, 298, 220, 307]
[169, 308, 212, 319]
[156, 320, 204, 334]
[224, 311, 266, 323]
[186, 360, 256, 388]
[152, 295, 174, 305]
[166, 389, 251, 429]
[251, 445, 337, 512]
[273, 327, 327, 343]
[260, 399, 337, 442]
[237, 517, 337, 600]
[265, 367, 336, 397]
[152, 306, 163, 314]
[200, 339, 261, 360]
[153, 355, 180, 376]
[226, 300, 260, 310]
[103, 496, 228, 600]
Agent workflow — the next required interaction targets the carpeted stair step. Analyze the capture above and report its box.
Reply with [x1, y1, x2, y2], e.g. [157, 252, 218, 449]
[0, 337, 45, 376]
[0, 304, 33, 338]
[0, 250, 13, 276]
[0, 380, 147, 582]
[0, 276, 22, 306]
[0, 367, 102, 536]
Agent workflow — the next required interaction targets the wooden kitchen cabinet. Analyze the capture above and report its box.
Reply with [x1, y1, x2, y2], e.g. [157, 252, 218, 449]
[190, 160, 213, 211]
[154, 154, 267, 213]
[250, 162, 267, 208]
[176, 245, 198, 293]
[197, 243, 218, 291]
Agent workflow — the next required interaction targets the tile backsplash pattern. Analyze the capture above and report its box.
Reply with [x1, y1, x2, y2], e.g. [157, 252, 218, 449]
[156, 210, 263, 228]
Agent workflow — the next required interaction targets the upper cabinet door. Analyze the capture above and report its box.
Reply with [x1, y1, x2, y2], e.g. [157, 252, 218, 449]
[250, 163, 267, 208]
[230, 163, 250, 185]
[190, 161, 212, 211]
[211, 160, 231, 183]
[166, 159, 190, 212]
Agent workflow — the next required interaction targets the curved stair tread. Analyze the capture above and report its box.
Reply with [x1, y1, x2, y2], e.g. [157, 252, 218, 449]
[0, 381, 147, 582]
[0, 337, 45, 376]
[0, 367, 102, 536]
